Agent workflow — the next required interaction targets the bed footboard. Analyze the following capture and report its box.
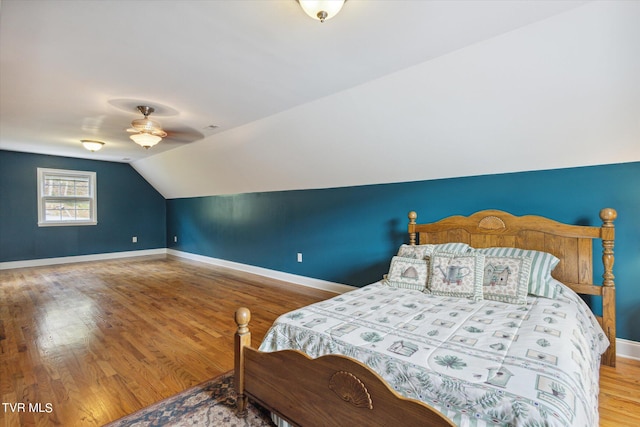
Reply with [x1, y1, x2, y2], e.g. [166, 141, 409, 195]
[234, 307, 455, 427]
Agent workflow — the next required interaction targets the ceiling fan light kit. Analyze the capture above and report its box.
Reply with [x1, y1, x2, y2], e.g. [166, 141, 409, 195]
[128, 105, 167, 149]
[130, 132, 162, 149]
[81, 139, 105, 152]
[298, 0, 345, 22]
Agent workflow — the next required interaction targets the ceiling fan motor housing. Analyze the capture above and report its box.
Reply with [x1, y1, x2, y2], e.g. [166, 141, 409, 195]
[130, 106, 167, 137]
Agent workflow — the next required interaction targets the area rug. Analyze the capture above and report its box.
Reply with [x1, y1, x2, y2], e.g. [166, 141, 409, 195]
[105, 371, 274, 427]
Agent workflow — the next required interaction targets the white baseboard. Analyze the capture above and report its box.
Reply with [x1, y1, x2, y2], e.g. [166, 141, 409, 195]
[0, 248, 167, 270]
[3, 248, 639, 361]
[616, 338, 640, 361]
[167, 249, 356, 294]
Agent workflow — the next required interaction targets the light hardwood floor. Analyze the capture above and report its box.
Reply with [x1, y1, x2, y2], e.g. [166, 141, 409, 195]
[1, 256, 638, 426]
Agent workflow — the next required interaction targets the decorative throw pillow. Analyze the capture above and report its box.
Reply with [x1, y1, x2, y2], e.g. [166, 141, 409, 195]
[474, 247, 560, 298]
[428, 252, 484, 300]
[397, 243, 470, 259]
[385, 256, 430, 291]
[482, 255, 532, 304]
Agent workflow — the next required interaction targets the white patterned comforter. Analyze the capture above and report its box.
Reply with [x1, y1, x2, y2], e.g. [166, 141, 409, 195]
[259, 282, 608, 426]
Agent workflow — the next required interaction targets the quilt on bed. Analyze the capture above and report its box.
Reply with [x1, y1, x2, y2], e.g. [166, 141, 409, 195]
[259, 281, 608, 426]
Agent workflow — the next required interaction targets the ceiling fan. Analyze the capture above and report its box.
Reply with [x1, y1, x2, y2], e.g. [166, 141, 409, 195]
[127, 105, 168, 149]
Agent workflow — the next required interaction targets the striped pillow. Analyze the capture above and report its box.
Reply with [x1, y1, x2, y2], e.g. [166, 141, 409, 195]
[474, 247, 560, 298]
[397, 243, 470, 259]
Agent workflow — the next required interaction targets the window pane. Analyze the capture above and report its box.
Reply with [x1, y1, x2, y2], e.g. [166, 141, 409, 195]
[76, 210, 90, 220]
[44, 181, 60, 196]
[45, 201, 61, 209]
[59, 180, 75, 196]
[75, 182, 89, 196]
[45, 209, 62, 221]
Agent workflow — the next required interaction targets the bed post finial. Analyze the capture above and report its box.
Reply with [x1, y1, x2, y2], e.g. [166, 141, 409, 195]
[235, 307, 251, 334]
[408, 211, 417, 245]
[234, 307, 251, 417]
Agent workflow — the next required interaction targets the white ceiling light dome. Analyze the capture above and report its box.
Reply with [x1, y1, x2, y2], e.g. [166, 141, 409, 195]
[298, 0, 345, 22]
[81, 140, 105, 152]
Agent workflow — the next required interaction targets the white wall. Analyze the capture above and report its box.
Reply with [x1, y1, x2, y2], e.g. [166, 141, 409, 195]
[133, 1, 640, 199]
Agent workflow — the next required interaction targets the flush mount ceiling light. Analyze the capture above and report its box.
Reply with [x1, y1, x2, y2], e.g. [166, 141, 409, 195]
[298, 0, 345, 23]
[81, 139, 105, 152]
[127, 106, 167, 149]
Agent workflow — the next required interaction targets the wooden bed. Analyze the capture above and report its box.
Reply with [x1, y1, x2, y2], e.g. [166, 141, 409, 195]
[234, 208, 616, 426]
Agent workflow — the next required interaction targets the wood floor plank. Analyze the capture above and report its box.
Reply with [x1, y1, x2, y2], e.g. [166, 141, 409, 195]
[599, 357, 640, 427]
[1, 255, 638, 426]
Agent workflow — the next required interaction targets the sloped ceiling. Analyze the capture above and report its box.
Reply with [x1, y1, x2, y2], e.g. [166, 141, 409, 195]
[1, 1, 638, 198]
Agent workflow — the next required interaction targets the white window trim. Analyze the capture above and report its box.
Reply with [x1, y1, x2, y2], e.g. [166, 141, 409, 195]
[37, 167, 98, 227]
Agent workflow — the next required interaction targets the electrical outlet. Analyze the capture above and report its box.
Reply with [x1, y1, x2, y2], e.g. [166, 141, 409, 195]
[297, 253, 303, 263]
[132, 236, 137, 243]
[174, 236, 178, 243]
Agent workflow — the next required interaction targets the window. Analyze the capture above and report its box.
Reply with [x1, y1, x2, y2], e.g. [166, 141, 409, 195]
[37, 168, 97, 226]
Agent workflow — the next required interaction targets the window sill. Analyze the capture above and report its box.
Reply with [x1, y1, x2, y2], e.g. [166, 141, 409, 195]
[38, 221, 98, 227]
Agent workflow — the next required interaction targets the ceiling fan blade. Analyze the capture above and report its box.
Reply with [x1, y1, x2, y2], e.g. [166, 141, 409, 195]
[151, 129, 168, 138]
[162, 126, 205, 143]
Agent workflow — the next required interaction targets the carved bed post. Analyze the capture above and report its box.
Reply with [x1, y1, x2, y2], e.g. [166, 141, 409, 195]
[408, 211, 417, 245]
[599, 208, 616, 367]
[235, 307, 251, 416]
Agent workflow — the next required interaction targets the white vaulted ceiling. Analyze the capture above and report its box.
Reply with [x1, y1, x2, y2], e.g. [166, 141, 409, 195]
[1, 1, 638, 198]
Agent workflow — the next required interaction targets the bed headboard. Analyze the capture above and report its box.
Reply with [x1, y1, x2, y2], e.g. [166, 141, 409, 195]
[407, 208, 617, 367]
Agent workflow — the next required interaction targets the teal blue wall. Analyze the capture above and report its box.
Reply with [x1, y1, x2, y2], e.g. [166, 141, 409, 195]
[0, 150, 166, 261]
[166, 162, 640, 342]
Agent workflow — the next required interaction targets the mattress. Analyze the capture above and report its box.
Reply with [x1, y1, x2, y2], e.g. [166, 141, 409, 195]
[259, 281, 609, 426]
